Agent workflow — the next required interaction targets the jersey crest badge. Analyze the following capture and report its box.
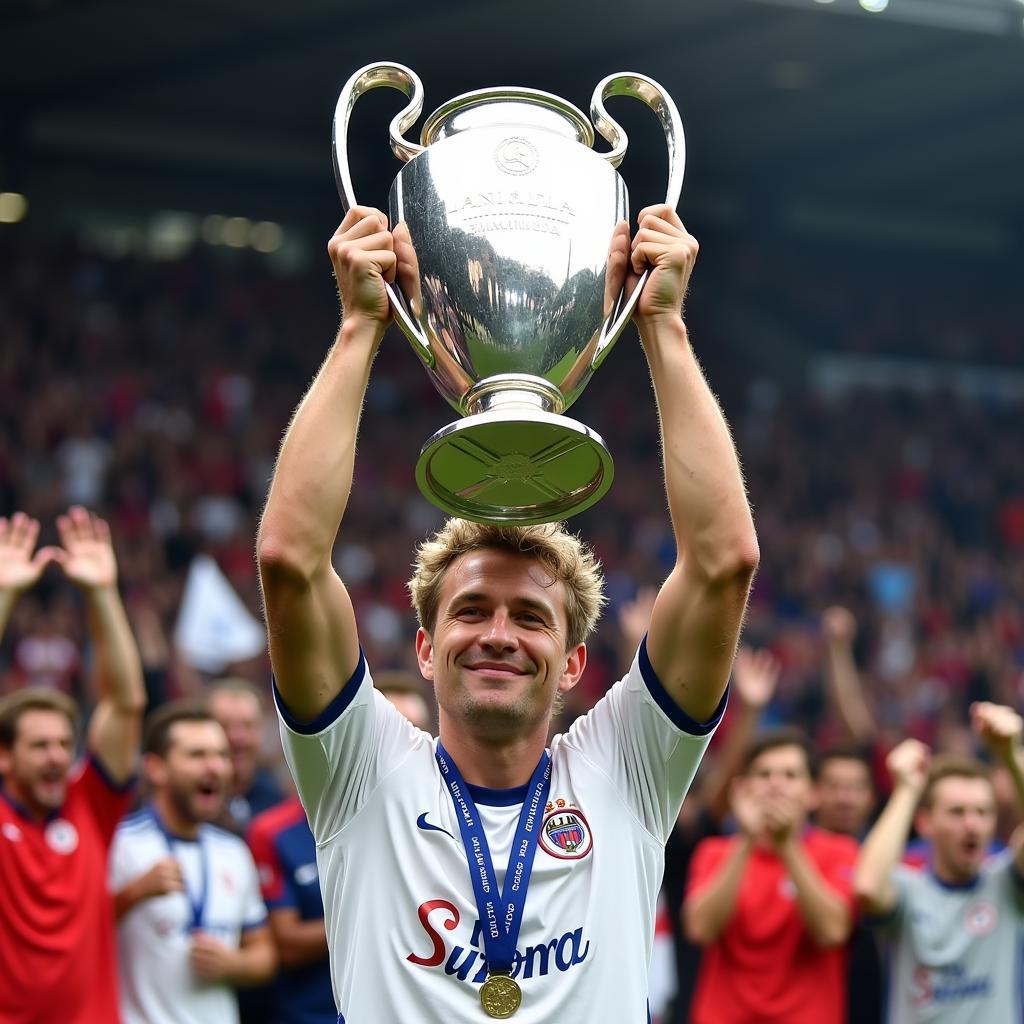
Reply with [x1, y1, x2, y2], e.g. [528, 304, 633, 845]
[963, 900, 997, 937]
[539, 806, 592, 860]
[44, 818, 79, 854]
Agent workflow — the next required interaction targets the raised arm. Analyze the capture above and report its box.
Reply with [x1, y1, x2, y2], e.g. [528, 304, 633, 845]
[821, 606, 876, 744]
[971, 702, 1024, 875]
[630, 207, 759, 723]
[256, 208, 395, 723]
[854, 739, 930, 916]
[49, 508, 146, 783]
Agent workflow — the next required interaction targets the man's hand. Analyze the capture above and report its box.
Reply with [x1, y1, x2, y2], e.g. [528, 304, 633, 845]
[763, 795, 803, 847]
[822, 606, 856, 647]
[328, 207, 396, 328]
[628, 205, 699, 327]
[733, 646, 780, 710]
[730, 778, 764, 839]
[0, 513, 55, 594]
[189, 932, 237, 982]
[886, 739, 931, 794]
[971, 702, 1023, 766]
[49, 507, 118, 591]
[133, 857, 185, 900]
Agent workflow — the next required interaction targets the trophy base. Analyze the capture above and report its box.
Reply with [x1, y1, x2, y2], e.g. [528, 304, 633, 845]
[416, 409, 614, 526]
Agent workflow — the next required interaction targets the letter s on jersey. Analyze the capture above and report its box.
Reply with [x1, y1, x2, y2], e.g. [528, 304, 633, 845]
[407, 900, 461, 967]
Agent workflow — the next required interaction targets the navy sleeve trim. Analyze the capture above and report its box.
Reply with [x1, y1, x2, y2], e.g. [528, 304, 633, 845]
[88, 753, 137, 793]
[241, 914, 269, 931]
[638, 635, 728, 736]
[273, 651, 367, 736]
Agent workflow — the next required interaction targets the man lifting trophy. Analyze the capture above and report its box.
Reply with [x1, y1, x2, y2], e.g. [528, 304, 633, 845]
[258, 60, 758, 1022]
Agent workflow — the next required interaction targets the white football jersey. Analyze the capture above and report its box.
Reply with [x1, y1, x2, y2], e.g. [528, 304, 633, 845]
[278, 641, 722, 1023]
[109, 808, 268, 1024]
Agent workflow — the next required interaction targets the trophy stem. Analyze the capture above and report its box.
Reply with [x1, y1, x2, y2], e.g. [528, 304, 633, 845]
[464, 375, 565, 418]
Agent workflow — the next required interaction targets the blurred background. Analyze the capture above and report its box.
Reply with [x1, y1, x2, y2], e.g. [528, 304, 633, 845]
[2, 0, 1023, 752]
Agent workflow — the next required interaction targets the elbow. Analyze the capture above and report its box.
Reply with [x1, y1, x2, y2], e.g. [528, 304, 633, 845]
[700, 533, 761, 590]
[810, 915, 852, 950]
[682, 908, 715, 948]
[256, 533, 319, 592]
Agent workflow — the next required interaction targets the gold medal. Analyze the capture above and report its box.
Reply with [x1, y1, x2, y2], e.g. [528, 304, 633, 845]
[480, 973, 522, 1019]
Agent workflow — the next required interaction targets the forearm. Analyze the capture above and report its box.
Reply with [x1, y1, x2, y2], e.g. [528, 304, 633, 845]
[113, 879, 149, 921]
[274, 917, 329, 968]
[0, 589, 15, 639]
[224, 937, 277, 987]
[258, 318, 384, 578]
[854, 784, 918, 912]
[824, 641, 874, 742]
[86, 586, 145, 712]
[704, 705, 760, 823]
[638, 319, 756, 577]
[777, 838, 851, 948]
[683, 836, 753, 945]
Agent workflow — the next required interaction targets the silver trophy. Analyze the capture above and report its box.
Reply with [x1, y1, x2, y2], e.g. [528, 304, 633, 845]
[334, 62, 684, 525]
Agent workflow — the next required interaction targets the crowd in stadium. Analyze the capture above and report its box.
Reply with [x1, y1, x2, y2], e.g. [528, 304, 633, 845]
[1, 233, 1023, 1023]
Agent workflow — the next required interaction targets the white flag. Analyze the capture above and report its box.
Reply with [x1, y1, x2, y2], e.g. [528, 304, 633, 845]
[174, 555, 266, 673]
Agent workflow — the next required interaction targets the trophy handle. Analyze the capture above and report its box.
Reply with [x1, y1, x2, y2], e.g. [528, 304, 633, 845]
[589, 73, 686, 368]
[332, 62, 433, 363]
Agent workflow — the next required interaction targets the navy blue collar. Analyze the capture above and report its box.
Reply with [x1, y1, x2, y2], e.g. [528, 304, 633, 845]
[929, 866, 981, 891]
[0, 779, 61, 823]
[466, 781, 530, 807]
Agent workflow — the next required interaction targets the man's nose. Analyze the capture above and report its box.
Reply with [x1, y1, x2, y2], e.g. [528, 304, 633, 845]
[480, 611, 517, 649]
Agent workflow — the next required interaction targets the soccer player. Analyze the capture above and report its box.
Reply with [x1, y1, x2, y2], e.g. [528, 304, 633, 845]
[0, 508, 146, 1024]
[684, 729, 859, 1024]
[256, 204, 759, 1021]
[854, 702, 1024, 1023]
[248, 675, 432, 1024]
[110, 700, 276, 1024]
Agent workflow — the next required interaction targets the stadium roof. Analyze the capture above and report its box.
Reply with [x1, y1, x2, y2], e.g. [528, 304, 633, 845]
[3, 0, 1023, 255]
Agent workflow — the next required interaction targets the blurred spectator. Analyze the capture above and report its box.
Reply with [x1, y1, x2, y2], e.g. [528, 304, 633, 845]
[248, 672, 435, 1024]
[854, 703, 1024, 1023]
[110, 700, 276, 1024]
[684, 729, 858, 1024]
[208, 678, 285, 834]
[0, 509, 146, 1024]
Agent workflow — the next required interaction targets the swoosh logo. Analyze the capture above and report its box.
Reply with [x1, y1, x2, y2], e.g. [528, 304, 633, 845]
[417, 813, 456, 841]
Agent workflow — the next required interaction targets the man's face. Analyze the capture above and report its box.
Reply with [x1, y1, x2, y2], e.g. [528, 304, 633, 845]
[746, 744, 815, 816]
[918, 776, 996, 882]
[816, 757, 875, 837]
[0, 709, 75, 815]
[148, 720, 233, 826]
[208, 690, 262, 790]
[416, 549, 584, 738]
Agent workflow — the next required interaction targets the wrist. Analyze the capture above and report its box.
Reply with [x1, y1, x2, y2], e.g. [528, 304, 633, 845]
[339, 315, 387, 349]
[636, 313, 688, 347]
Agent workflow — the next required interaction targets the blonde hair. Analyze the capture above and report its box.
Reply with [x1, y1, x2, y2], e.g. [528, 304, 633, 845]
[408, 519, 606, 648]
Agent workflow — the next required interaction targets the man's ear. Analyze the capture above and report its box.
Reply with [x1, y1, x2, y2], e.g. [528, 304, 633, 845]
[415, 627, 435, 682]
[558, 643, 587, 695]
[142, 752, 168, 790]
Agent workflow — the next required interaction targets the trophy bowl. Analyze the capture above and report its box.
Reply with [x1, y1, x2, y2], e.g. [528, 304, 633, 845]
[334, 63, 684, 525]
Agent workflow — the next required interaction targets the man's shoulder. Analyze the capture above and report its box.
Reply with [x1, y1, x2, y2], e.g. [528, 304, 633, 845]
[202, 822, 255, 855]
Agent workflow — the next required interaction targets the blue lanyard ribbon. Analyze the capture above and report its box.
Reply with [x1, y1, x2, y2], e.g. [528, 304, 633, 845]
[435, 742, 551, 976]
[147, 804, 209, 931]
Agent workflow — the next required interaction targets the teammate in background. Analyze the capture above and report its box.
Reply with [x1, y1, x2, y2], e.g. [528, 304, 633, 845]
[208, 678, 285, 835]
[0, 508, 146, 1024]
[111, 700, 276, 1024]
[821, 605, 877, 747]
[854, 702, 1024, 1023]
[684, 729, 858, 1024]
[248, 674, 433, 1024]
[256, 205, 758, 1021]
